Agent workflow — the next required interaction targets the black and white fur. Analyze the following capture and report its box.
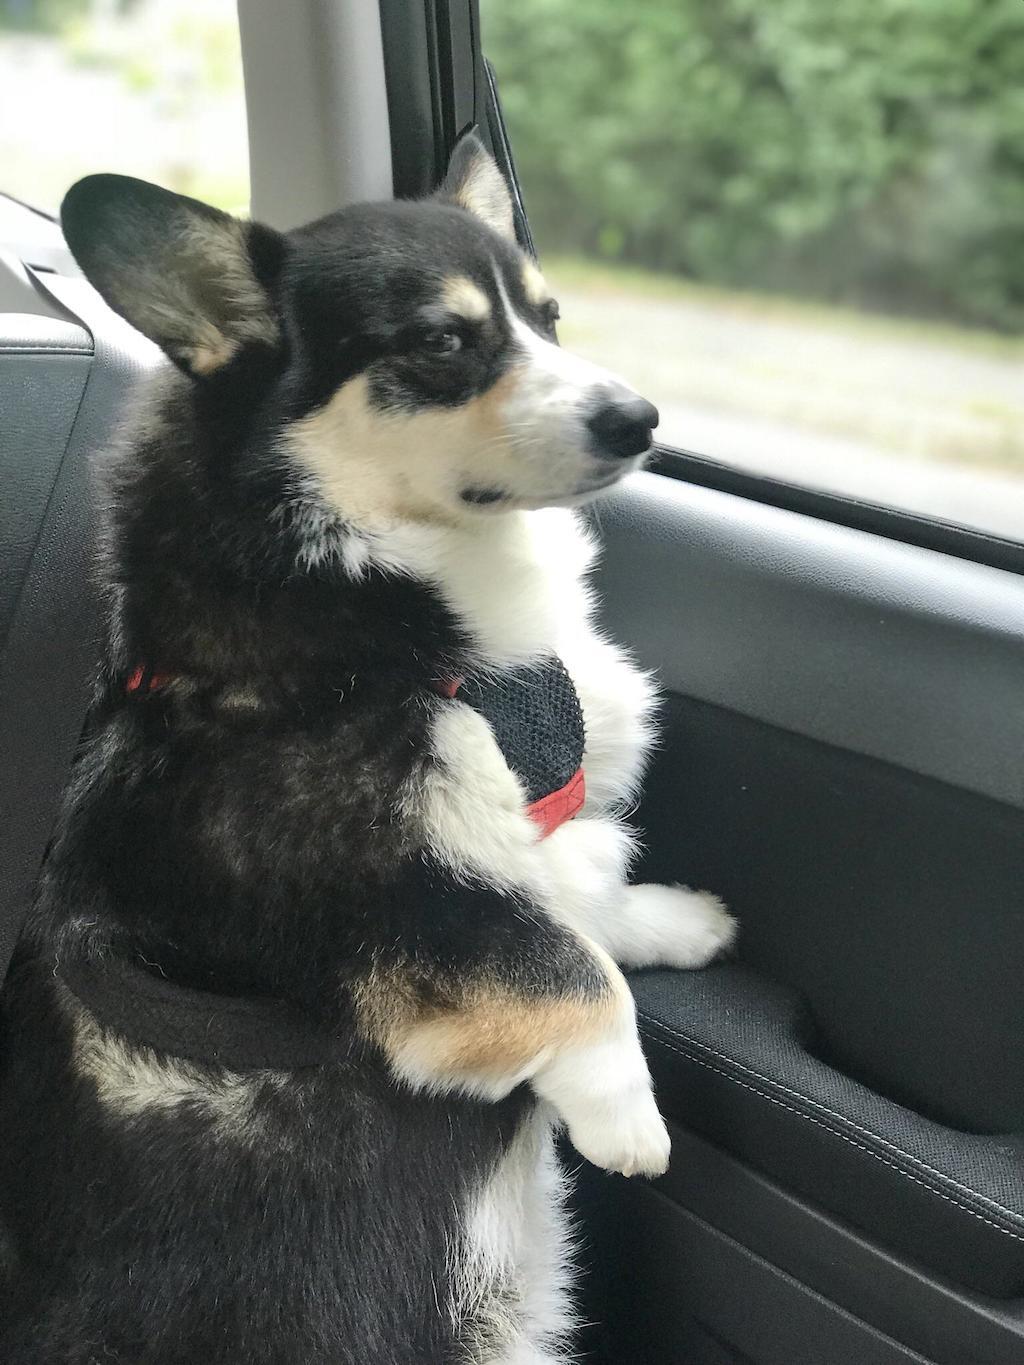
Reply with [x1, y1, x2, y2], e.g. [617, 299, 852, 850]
[0, 136, 735, 1364]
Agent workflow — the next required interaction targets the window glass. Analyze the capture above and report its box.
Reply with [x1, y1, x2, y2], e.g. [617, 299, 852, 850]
[0, 0, 249, 216]
[481, 0, 1024, 540]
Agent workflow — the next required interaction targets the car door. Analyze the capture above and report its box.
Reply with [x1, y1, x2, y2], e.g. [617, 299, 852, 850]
[377, 3, 1024, 1362]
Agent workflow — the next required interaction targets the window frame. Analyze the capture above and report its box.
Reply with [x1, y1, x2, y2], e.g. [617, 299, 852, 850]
[649, 447, 1024, 576]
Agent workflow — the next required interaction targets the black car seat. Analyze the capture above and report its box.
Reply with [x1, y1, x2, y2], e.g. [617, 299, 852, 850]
[0, 193, 159, 986]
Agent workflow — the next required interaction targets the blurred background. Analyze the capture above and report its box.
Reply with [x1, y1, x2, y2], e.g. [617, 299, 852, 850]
[1, 0, 1021, 534]
[0, 0, 248, 213]
[481, 0, 1024, 535]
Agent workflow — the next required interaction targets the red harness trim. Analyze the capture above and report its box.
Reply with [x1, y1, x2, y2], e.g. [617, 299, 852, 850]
[126, 665, 173, 695]
[124, 668, 584, 838]
[525, 767, 586, 839]
[126, 668, 466, 700]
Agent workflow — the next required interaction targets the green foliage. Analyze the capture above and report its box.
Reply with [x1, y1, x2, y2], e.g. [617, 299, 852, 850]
[0, 0, 91, 34]
[482, 0, 1024, 330]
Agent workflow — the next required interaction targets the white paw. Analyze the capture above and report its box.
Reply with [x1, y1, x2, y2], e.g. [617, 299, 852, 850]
[565, 1085, 671, 1178]
[624, 883, 738, 970]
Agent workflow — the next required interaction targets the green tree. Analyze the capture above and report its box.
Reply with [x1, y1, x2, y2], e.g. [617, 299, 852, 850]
[482, 0, 1024, 330]
[1, 0, 91, 34]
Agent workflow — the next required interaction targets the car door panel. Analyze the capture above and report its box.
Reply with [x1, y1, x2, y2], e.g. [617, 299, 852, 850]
[573, 471, 1024, 1362]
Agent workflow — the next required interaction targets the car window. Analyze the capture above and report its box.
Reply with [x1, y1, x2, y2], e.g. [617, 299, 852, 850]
[480, 0, 1024, 541]
[0, 0, 248, 216]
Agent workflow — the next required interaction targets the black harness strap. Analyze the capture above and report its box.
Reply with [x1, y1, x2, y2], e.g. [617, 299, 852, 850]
[58, 954, 341, 1071]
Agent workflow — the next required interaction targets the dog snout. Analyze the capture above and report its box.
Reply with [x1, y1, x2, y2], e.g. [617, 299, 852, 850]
[585, 387, 660, 461]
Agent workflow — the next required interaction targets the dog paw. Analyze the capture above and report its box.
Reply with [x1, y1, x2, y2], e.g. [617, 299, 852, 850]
[623, 883, 738, 970]
[565, 1087, 671, 1178]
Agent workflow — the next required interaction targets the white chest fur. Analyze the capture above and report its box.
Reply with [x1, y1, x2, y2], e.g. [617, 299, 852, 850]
[390, 507, 658, 919]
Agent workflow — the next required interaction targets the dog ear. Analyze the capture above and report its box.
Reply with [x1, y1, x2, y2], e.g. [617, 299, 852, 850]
[437, 131, 515, 241]
[61, 174, 286, 378]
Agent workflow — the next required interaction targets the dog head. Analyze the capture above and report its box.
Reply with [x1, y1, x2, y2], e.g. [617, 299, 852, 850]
[62, 134, 658, 527]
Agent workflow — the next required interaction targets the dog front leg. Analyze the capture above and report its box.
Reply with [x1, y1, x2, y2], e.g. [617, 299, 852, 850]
[609, 882, 738, 969]
[544, 820, 737, 971]
[561, 879, 738, 970]
[352, 929, 669, 1178]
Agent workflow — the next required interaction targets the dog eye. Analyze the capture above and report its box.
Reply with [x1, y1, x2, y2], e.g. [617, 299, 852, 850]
[421, 329, 462, 355]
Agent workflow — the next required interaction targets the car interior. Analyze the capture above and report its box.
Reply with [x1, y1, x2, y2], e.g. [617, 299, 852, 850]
[2, 3, 1023, 1362]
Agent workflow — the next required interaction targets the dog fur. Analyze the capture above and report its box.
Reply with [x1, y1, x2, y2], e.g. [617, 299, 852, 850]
[0, 135, 734, 1364]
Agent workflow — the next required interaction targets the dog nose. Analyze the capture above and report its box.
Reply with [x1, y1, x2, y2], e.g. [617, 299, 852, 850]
[586, 388, 660, 460]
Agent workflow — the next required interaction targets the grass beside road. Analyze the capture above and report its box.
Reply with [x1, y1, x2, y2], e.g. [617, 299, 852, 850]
[544, 256, 1024, 364]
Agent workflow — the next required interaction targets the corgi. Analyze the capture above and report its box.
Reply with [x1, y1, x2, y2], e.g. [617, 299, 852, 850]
[0, 133, 735, 1364]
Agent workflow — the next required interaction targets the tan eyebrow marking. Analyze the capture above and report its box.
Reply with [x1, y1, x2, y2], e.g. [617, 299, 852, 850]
[521, 260, 551, 306]
[440, 275, 492, 322]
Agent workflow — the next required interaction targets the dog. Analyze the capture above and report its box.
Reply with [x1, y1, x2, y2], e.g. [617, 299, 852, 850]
[0, 133, 735, 1364]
